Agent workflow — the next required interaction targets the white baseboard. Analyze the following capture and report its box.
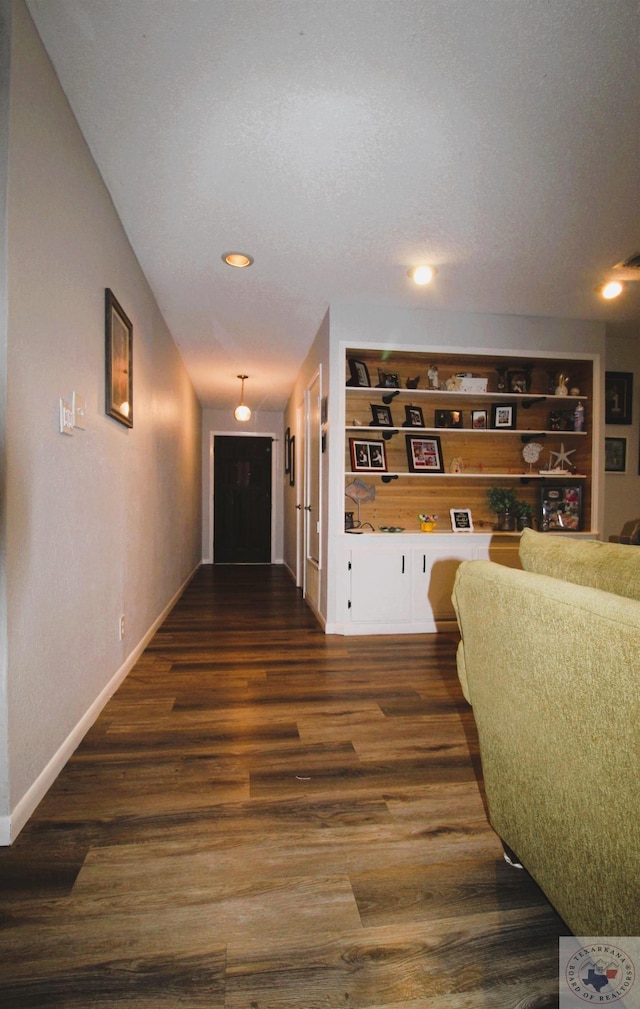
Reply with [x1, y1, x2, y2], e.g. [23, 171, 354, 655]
[1, 564, 199, 846]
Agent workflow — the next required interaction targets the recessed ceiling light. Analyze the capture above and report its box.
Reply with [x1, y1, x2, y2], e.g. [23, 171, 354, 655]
[222, 252, 254, 268]
[601, 280, 624, 299]
[408, 265, 436, 286]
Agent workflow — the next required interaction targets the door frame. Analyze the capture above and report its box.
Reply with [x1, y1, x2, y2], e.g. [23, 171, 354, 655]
[205, 430, 279, 564]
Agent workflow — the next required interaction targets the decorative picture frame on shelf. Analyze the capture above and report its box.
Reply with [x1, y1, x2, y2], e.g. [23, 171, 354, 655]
[435, 409, 463, 429]
[284, 427, 291, 474]
[403, 405, 424, 427]
[491, 402, 517, 429]
[605, 436, 627, 473]
[349, 438, 387, 473]
[377, 369, 400, 389]
[105, 288, 133, 428]
[347, 359, 371, 388]
[370, 404, 394, 427]
[539, 484, 582, 532]
[471, 409, 487, 429]
[548, 409, 575, 432]
[405, 435, 444, 473]
[506, 368, 531, 394]
[450, 508, 474, 532]
[605, 371, 633, 425]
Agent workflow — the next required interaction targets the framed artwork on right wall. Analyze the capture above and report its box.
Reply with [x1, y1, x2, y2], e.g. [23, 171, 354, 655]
[605, 371, 633, 425]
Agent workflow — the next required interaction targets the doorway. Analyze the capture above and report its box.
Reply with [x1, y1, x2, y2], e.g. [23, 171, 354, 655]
[213, 436, 272, 563]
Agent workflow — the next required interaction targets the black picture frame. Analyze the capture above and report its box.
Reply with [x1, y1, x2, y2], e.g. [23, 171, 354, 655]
[506, 368, 531, 394]
[605, 436, 627, 473]
[349, 438, 387, 472]
[284, 427, 291, 474]
[471, 409, 487, 429]
[288, 435, 296, 486]
[370, 404, 393, 427]
[539, 484, 582, 532]
[105, 288, 133, 427]
[435, 409, 463, 429]
[491, 402, 517, 429]
[405, 435, 444, 473]
[347, 359, 370, 388]
[403, 405, 424, 427]
[376, 369, 400, 389]
[605, 371, 633, 425]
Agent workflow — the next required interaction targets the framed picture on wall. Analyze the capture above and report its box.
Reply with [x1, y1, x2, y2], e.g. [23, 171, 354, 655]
[605, 436, 627, 472]
[105, 288, 133, 427]
[288, 435, 296, 486]
[605, 371, 633, 425]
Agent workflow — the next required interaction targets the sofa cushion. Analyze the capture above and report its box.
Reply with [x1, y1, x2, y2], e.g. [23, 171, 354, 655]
[519, 527, 640, 602]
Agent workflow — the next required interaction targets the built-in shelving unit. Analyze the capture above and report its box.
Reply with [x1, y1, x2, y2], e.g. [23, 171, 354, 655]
[344, 348, 595, 534]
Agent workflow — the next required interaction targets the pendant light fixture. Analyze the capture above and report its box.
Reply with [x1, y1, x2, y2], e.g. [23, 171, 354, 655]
[234, 374, 251, 422]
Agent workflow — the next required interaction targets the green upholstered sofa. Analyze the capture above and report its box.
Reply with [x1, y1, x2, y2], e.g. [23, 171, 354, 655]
[452, 528, 640, 935]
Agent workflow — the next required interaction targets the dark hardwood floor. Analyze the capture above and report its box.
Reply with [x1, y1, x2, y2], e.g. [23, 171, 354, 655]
[0, 565, 566, 1008]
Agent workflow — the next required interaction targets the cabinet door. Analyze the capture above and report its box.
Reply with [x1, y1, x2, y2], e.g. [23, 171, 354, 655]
[349, 548, 412, 624]
[412, 545, 474, 621]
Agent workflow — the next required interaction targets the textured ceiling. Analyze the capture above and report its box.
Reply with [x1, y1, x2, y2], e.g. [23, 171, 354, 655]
[26, 0, 640, 411]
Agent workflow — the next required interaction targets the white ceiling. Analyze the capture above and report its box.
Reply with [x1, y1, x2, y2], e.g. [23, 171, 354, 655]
[26, 0, 640, 412]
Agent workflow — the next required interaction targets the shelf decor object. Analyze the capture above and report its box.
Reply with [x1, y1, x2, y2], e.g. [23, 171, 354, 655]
[350, 438, 387, 473]
[405, 435, 444, 473]
[370, 404, 394, 427]
[403, 405, 424, 427]
[450, 508, 474, 532]
[347, 359, 371, 387]
[490, 402, 517, 429]
[539, 484, 582, 532]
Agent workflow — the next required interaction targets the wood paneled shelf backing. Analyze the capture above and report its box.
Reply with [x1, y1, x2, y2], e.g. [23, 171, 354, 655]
[344, 349, 594, 534]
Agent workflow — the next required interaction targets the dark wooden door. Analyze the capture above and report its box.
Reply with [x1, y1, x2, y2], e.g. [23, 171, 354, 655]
[214, 436, 272, 563]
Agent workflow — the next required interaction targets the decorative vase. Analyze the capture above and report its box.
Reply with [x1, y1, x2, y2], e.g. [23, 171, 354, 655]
[421, 521, 436, 532]
[495, 511, 516, 532]
[517, 515, 533, 531]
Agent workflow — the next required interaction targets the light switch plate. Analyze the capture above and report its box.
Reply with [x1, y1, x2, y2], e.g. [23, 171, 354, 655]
[72, 391, 87, 430]
[59, 398, 74, 435]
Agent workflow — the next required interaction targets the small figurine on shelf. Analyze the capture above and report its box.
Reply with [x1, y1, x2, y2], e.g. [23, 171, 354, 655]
[419, 513, 438, 532]
[573, 401, 585, 432]
[555, 373, 569, 396]
[427, 364, 439, 389]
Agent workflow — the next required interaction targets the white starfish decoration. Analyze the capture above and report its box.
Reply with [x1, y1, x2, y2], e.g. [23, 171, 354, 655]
[549, 443, 576, 470]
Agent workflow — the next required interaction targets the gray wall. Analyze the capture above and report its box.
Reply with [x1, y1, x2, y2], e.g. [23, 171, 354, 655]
[1, 0, 202, 842]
